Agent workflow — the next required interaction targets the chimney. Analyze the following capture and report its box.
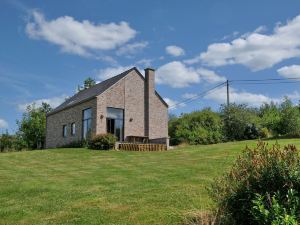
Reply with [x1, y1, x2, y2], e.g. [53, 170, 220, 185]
[144, 68, 155, 138]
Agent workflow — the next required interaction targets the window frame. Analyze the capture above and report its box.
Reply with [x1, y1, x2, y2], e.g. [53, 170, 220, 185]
[71, 122, 76, 136]
[82, 108, 92, 139]
[62, 124, 67, 138]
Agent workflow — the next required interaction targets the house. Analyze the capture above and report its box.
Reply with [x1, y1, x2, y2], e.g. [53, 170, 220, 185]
[45, 67, 169, 148]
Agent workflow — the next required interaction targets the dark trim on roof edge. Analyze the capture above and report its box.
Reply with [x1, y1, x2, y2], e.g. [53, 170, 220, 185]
[155, 91, 169, 108]
[47, 67, 136, 116]
[47, 96, 96, 116]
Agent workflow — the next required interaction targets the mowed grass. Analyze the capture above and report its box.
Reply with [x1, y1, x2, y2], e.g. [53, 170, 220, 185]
[1, 139, 300, 225]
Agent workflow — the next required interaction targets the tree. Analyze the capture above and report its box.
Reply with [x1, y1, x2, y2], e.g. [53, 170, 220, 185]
[0, 130, 13, 152]
[78, 77, 96, 91]
[278, 98, 300, 136]
[16, 102, 52, 149]
[220, 103, 260, 141]
[169, 108, 224, 145]
[259, 102, 281, 135]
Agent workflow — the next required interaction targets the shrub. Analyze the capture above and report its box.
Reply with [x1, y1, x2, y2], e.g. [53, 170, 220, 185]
[88, 133, 117, 150]
[60, 140, 86, 148]
[251, 189, 300, 225]
[168, 108, 224, 145]
[259, 127, 271, 139]
[13, 136, 27, 151]
[168, 116, 181, 145]
[278, 98, 300, 136]
[220, 103, 260, 141]
[244, 123, 260, 140]
[209, 142, 300, 225]
[259, 102, 281, 136]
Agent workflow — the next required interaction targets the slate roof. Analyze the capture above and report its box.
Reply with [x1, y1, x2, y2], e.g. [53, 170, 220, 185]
[47, 67, 168, 116]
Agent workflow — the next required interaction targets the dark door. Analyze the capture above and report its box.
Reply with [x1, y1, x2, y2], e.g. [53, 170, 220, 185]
[106, 108, 124, 141]
[115, 119, 123, 141]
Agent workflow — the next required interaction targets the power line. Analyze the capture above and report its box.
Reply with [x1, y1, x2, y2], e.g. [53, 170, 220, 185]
[230, 77, 300, 82]
[229, 81, 300, 85]
[168, 82, 226, 109]
[168, 77, 300, 110]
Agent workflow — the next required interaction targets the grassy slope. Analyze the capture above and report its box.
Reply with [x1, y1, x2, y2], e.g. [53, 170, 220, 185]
[1, 139, 300, 225]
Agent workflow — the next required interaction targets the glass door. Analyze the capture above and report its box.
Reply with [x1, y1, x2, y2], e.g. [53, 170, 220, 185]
[106, 108, 124, 141]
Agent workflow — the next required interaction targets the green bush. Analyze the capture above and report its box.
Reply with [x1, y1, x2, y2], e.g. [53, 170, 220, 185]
[13, 136, 27, 151]
[259, 127, 272, 139]
[209, 142, 300, 225]
[168, 98, 300, 145]
[220, 103, 260, 141]
[60, 140, 87, 148]
[0, 132, 14, 152]
[244, 123, 260, 140]
[88, 133, 117, 150]
[259, 102, 281, 136]
[252, 189, 299, 225]
[168, 108, 224, 145]
[278, 98, 300, 136]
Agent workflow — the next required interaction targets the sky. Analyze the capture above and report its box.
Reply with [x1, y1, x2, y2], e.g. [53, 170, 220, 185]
[1, 0, 300, 133]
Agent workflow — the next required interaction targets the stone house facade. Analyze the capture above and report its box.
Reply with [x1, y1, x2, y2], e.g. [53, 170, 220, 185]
[46, 67, 169, 148]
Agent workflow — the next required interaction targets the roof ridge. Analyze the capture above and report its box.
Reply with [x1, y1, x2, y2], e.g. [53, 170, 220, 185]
[48, 66, 136, 115]
[71, 66, 136, 97]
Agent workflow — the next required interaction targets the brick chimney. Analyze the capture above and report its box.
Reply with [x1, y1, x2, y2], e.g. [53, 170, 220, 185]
[144, 68, 155, 138]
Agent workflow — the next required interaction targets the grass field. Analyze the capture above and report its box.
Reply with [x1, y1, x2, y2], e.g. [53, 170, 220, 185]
[1, 139, 300, 225]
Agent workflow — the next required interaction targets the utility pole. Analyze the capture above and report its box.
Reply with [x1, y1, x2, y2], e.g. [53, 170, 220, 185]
[226, 80, 230, 106]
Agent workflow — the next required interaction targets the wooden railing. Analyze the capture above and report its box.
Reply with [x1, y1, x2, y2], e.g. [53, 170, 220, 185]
[118, 143, 167, 151]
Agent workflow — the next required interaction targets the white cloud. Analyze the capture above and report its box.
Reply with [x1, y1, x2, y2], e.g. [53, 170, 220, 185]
[17, 95, 67, 112]
[96, 62, 225, 89]
[204, 86, 280, 107]
[222, 31, 240, 41]
[163, 98, 177, 106]
[165, 45, 185, 57]
[253, 25, 267, 34]
[188, 14, 300, 71]
[277, 65, 300, 78]
[285, 91, 300, 101]
[96, 65, 135, 81]
[156, 61, 200, 88]
[163, 98, 185, 110]
[196, 68, 226, 83]
[136, 58, 153, 67]
[182, 93, 197, 99]
[0, 119, 8, 129]
[156, 61, 226, 88]
[116, 41, 148, 56]
[26, 10, 137, 57]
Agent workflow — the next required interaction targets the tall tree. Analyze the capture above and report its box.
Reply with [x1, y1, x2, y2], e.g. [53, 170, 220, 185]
[78, 77, 96, 91]
[16, 103, 52, 149]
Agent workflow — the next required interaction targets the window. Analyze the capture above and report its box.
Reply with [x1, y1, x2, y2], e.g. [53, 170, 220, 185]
[62, 125, 67, 137]
[71, 123, 76, 136]
[106, 107, 124, 141]
[82, 108, 92, 139]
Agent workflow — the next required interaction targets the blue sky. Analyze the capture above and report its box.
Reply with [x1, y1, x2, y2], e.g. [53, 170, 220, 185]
[1, 0, 300, 133]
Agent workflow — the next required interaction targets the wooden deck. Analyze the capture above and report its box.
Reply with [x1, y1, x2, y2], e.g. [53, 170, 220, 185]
[118, 143, 167, 151]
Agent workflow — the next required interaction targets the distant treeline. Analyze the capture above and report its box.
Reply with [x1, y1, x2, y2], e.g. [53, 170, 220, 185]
[169, 98, 300, 145]
[0, 103, 51, 152]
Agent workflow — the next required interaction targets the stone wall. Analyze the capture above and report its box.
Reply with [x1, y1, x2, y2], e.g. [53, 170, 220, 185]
[149, 93, 169, 139]
[145, 68, 168, 139]
[46, 98, 97, 148]
[96, 70, 146, 139]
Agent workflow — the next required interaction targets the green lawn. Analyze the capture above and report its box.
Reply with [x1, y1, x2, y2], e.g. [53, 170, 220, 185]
[1, 139, 300, 225]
